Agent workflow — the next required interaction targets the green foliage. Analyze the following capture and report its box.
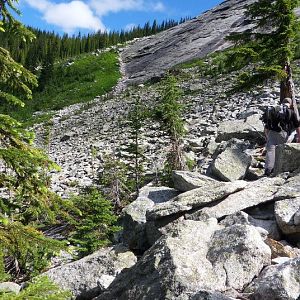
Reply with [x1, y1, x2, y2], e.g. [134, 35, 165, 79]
[154, 75, 186, 178]
[0, 276, 71, 300]
[68, 188, 120, 257]
[155, 75, 185, 139]
[127, 93, 151, 193]
[1, 51, 120, 125]
[185, 157, 196, 171]
[99, 154, 135, 209]
[0, 217, 66, 280]
[223, 0, 300, 91]
[0, 0, 76, 281]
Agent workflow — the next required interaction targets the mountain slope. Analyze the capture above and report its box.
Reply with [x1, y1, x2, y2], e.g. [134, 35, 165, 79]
[121, 0, 256, 84]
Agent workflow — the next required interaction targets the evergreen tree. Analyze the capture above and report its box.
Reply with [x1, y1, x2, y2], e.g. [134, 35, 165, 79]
[127, 92, 149, 194]
[0, 0, 71, 280]
[154, 75, 186, 180]
[222, 0, 300, 113]
[38, 47, 55, 91]
[68, 188, 120, 257]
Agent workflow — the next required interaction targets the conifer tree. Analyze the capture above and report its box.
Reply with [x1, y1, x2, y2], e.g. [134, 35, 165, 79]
[154, 75, 186, 179]
[222, 0, 300, 114]
[0, 0, 70, 280]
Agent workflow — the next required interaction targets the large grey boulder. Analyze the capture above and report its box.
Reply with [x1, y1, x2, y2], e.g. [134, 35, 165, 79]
[274, 197, 300, 235]
[274, 143, 300, 175]
[95, 219, 221, 300]
[210, 140, 252, 181]
[206, 224, 271, 290]
[122, 0, 257, 84]
[246, 257, 300, 300]
[273, 173, 300, 199]
[122, 186, 179, 250]
[172, 171, 217, 192]
[215, 114, 264, 143]
[221, 211, 281, 240]
[95, 220, 270, 300]
[147, 180, 247, 220]
[45, 245, 136, 299]
[187, 177, 284, 220]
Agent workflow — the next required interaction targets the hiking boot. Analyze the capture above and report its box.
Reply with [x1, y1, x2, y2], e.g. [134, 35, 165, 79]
[264, 169, 273, 177]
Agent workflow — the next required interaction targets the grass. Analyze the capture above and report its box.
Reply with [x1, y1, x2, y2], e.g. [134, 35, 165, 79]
[2, 50, 120, 126]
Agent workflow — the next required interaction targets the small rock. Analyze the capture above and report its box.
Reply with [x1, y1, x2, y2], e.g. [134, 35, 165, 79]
[0, 282, 21, 294]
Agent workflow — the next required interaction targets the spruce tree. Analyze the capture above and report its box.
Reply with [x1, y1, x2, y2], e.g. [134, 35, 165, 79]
[223, 0, 300, 113]
[154, 75, 186, 180]
[0, 0, 70, 280]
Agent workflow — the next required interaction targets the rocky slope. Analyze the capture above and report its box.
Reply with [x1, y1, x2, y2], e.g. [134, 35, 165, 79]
[19, 0, 300, 299]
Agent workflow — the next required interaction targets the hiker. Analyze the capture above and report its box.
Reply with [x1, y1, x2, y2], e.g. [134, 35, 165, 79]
[263, 97, 300, 176]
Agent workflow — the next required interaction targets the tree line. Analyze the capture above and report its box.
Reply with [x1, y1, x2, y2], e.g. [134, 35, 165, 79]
[0, 17, 191, 72]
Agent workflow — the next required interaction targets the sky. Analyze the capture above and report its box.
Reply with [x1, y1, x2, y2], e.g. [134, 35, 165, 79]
[15, 0, 224, 35]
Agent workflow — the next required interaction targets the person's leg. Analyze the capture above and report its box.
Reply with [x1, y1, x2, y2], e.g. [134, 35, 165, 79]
[265, 131, 287, 175]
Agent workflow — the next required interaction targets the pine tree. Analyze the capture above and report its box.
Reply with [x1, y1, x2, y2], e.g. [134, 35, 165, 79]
[154, 75, 186, 181]
[0, 0, 71, 280]
[222, 0, 300, 113]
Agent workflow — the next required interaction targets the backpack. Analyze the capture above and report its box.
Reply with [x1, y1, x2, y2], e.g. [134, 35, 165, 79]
[263, 104, 293, 134]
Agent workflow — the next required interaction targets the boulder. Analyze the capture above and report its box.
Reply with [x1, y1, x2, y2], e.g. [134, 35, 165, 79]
[188, 290, 233, 300]
[274, 143, 300, 175]
[216, 114, 264, 143]
[294, 208, 300, 225]
[220, 211, 281, 240]
[44, 245, 137, 299]
[122, 186, 179, 251]
[95, 219, 222, 300]
[206, 224, 271, 290]
[210, 139, 252, 181]
[246, 257, 300, 300]
[0, 282, 21, 294]
[187, 177, 284, 220]
[172, 171, 217, 192]
[95, 220, 271, 300]
[147, 180, 247, 220]
[274, 197, 300, 235]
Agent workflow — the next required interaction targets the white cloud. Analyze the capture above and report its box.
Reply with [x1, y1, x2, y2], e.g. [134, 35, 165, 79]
[24, 0, 51, 12]
[151, 2, 165, 12]
[25, 0, 105, 33]
[44, 1, 105, 33]
[89, 0, 165, 16]
[24, 0, 166, 33]
[89, 0, 143, 16]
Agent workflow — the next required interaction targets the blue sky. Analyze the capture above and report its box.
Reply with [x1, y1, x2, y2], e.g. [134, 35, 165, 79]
[16, 0, 224, 35]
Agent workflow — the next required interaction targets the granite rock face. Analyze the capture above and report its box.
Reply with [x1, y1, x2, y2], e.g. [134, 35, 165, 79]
[121, 0, 257, 84]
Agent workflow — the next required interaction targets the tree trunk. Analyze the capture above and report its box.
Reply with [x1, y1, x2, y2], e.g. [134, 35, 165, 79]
[280, 62, 300, 120]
